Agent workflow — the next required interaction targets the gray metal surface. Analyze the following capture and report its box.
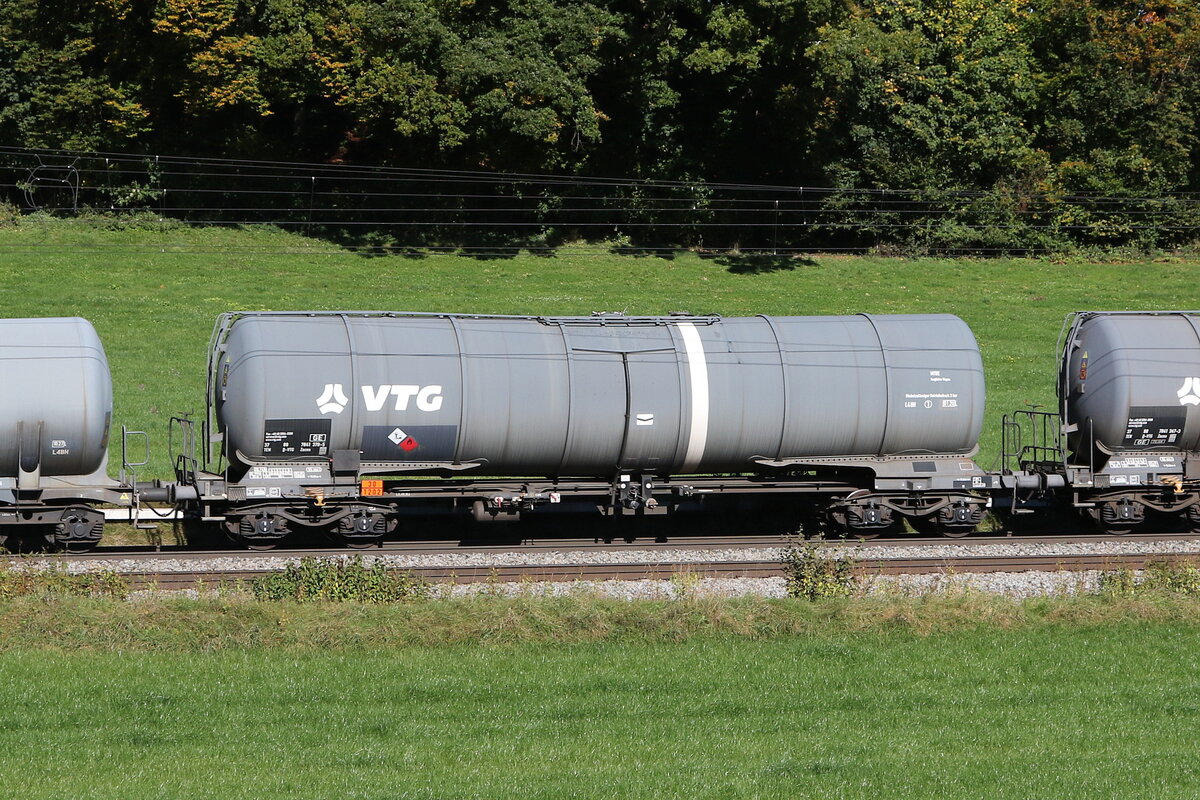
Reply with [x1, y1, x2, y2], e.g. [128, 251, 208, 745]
[214, 312, 984, 476]
[1063, 311, 1200, 458]
[0, 317, 112, 479]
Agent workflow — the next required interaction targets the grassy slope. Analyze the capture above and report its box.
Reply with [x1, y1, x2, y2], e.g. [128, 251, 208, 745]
[3, 622, 1200, 798]
[3, 223, 1200, 796]
[2, 220, 1197, 478]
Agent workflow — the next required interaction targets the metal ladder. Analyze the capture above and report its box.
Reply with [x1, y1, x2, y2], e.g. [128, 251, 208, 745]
[121, 426, 162, 546]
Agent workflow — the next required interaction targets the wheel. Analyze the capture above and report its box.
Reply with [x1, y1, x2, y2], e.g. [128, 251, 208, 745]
[47, 508, 105, 551]
[1085, 501, 1143, 535]
[337, 512, 388, 549]
[942, 500, 983, 538]
[907, 501, 981, 538]
[826, 507, 894, 540]
[224, 514, 289, 550]
[1187, 504, 1200, 534]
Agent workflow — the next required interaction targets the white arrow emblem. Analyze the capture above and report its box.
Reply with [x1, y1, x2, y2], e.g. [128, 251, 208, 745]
[1179, 377, 1200, 406]
[316, 383, 350, 414]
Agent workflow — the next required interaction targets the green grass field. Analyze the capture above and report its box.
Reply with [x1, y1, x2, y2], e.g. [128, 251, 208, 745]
[3, 611, 1200, 799]
[2, 217, 1197, 478]
[0, 209, 1199, 799]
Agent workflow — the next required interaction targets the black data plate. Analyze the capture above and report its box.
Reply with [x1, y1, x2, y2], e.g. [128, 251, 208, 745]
[262, 419, 332, 457]
[1123, 406, 1186, 449]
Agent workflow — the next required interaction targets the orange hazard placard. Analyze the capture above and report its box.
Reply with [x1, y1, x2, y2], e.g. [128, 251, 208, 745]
[361, 479, 384, 497]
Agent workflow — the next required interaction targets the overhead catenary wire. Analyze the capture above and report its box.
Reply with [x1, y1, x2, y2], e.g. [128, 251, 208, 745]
[2, 145, 1198, 255]
[4, 145, 1199, 202]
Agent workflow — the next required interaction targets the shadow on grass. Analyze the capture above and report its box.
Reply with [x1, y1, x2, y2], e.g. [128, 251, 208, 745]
[712, 254, 817, 274]
[307, 228, 573, 260]
[347, 245, 429, 259]
[608, 246, 678, 260]
[295, 227, 823, 266]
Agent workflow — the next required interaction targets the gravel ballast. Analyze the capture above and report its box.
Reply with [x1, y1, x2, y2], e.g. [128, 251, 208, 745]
[435, 571, 1105, 600]
[34, 537, 1200, 576]
[12, 537, 1196, 599]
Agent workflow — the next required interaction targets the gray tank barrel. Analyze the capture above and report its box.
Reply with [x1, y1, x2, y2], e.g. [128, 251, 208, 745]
[0, 317, 112, 478]
[215, 312, 985, 476]
[1063, 311, 1200, 458]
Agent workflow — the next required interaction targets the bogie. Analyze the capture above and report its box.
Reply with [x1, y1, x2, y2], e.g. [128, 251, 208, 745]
[224, 512, 291, 550]
[911, 502, 985, 538]
[336, 511, 392, 549]
[48, 508, 105, 552]
[1083, 498, 1146, 535]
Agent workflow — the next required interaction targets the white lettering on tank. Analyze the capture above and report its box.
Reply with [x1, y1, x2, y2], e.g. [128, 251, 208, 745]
[362, 385, 392, 412]
[390, 385, 420, 410]
[416, 385, 444, 412]
[361, 385, 445, 412]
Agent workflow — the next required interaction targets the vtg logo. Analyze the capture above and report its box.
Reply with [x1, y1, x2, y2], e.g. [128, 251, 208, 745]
[1179, 377, 1200, 407]
[315, 384, 350, 414]
[362, 384, 444, 412]
[316, 384, 444, 415]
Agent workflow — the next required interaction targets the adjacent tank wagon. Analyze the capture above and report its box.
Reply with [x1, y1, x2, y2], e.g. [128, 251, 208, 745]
[190, 311, 994, 546]
[1008, 311, 1200, 533]
[0, 317, 133, 549]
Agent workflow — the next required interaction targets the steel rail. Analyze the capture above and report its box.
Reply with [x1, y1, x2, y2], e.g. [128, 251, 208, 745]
[50, 529, 1200, 564]
[93, 551, 1200, 592]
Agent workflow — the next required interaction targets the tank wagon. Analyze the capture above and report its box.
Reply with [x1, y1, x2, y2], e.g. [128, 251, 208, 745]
[0, 317, 134, 550]
[176, 311, 996, 547]
[5, 309, 1191, 552]
[1005, 311, 1200, 533]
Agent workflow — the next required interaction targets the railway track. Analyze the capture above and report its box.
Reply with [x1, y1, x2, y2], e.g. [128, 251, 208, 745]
[10, 531, 1200, 591]
[55, 529, 1200, 562]
[80, 549, 1200, 592]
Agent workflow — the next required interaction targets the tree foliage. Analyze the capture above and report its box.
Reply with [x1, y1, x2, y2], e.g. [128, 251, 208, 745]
[1, 0, 1198, 247]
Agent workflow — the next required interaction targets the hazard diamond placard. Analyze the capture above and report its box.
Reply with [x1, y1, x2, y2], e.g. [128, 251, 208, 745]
[361, 425, 459, 461]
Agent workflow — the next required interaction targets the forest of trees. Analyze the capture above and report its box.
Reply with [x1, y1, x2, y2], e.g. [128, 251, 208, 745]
[2, 0, 1199, 251]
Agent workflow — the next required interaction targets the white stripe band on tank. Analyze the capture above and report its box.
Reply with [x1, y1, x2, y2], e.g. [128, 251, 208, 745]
[678, 322, 710, 472]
